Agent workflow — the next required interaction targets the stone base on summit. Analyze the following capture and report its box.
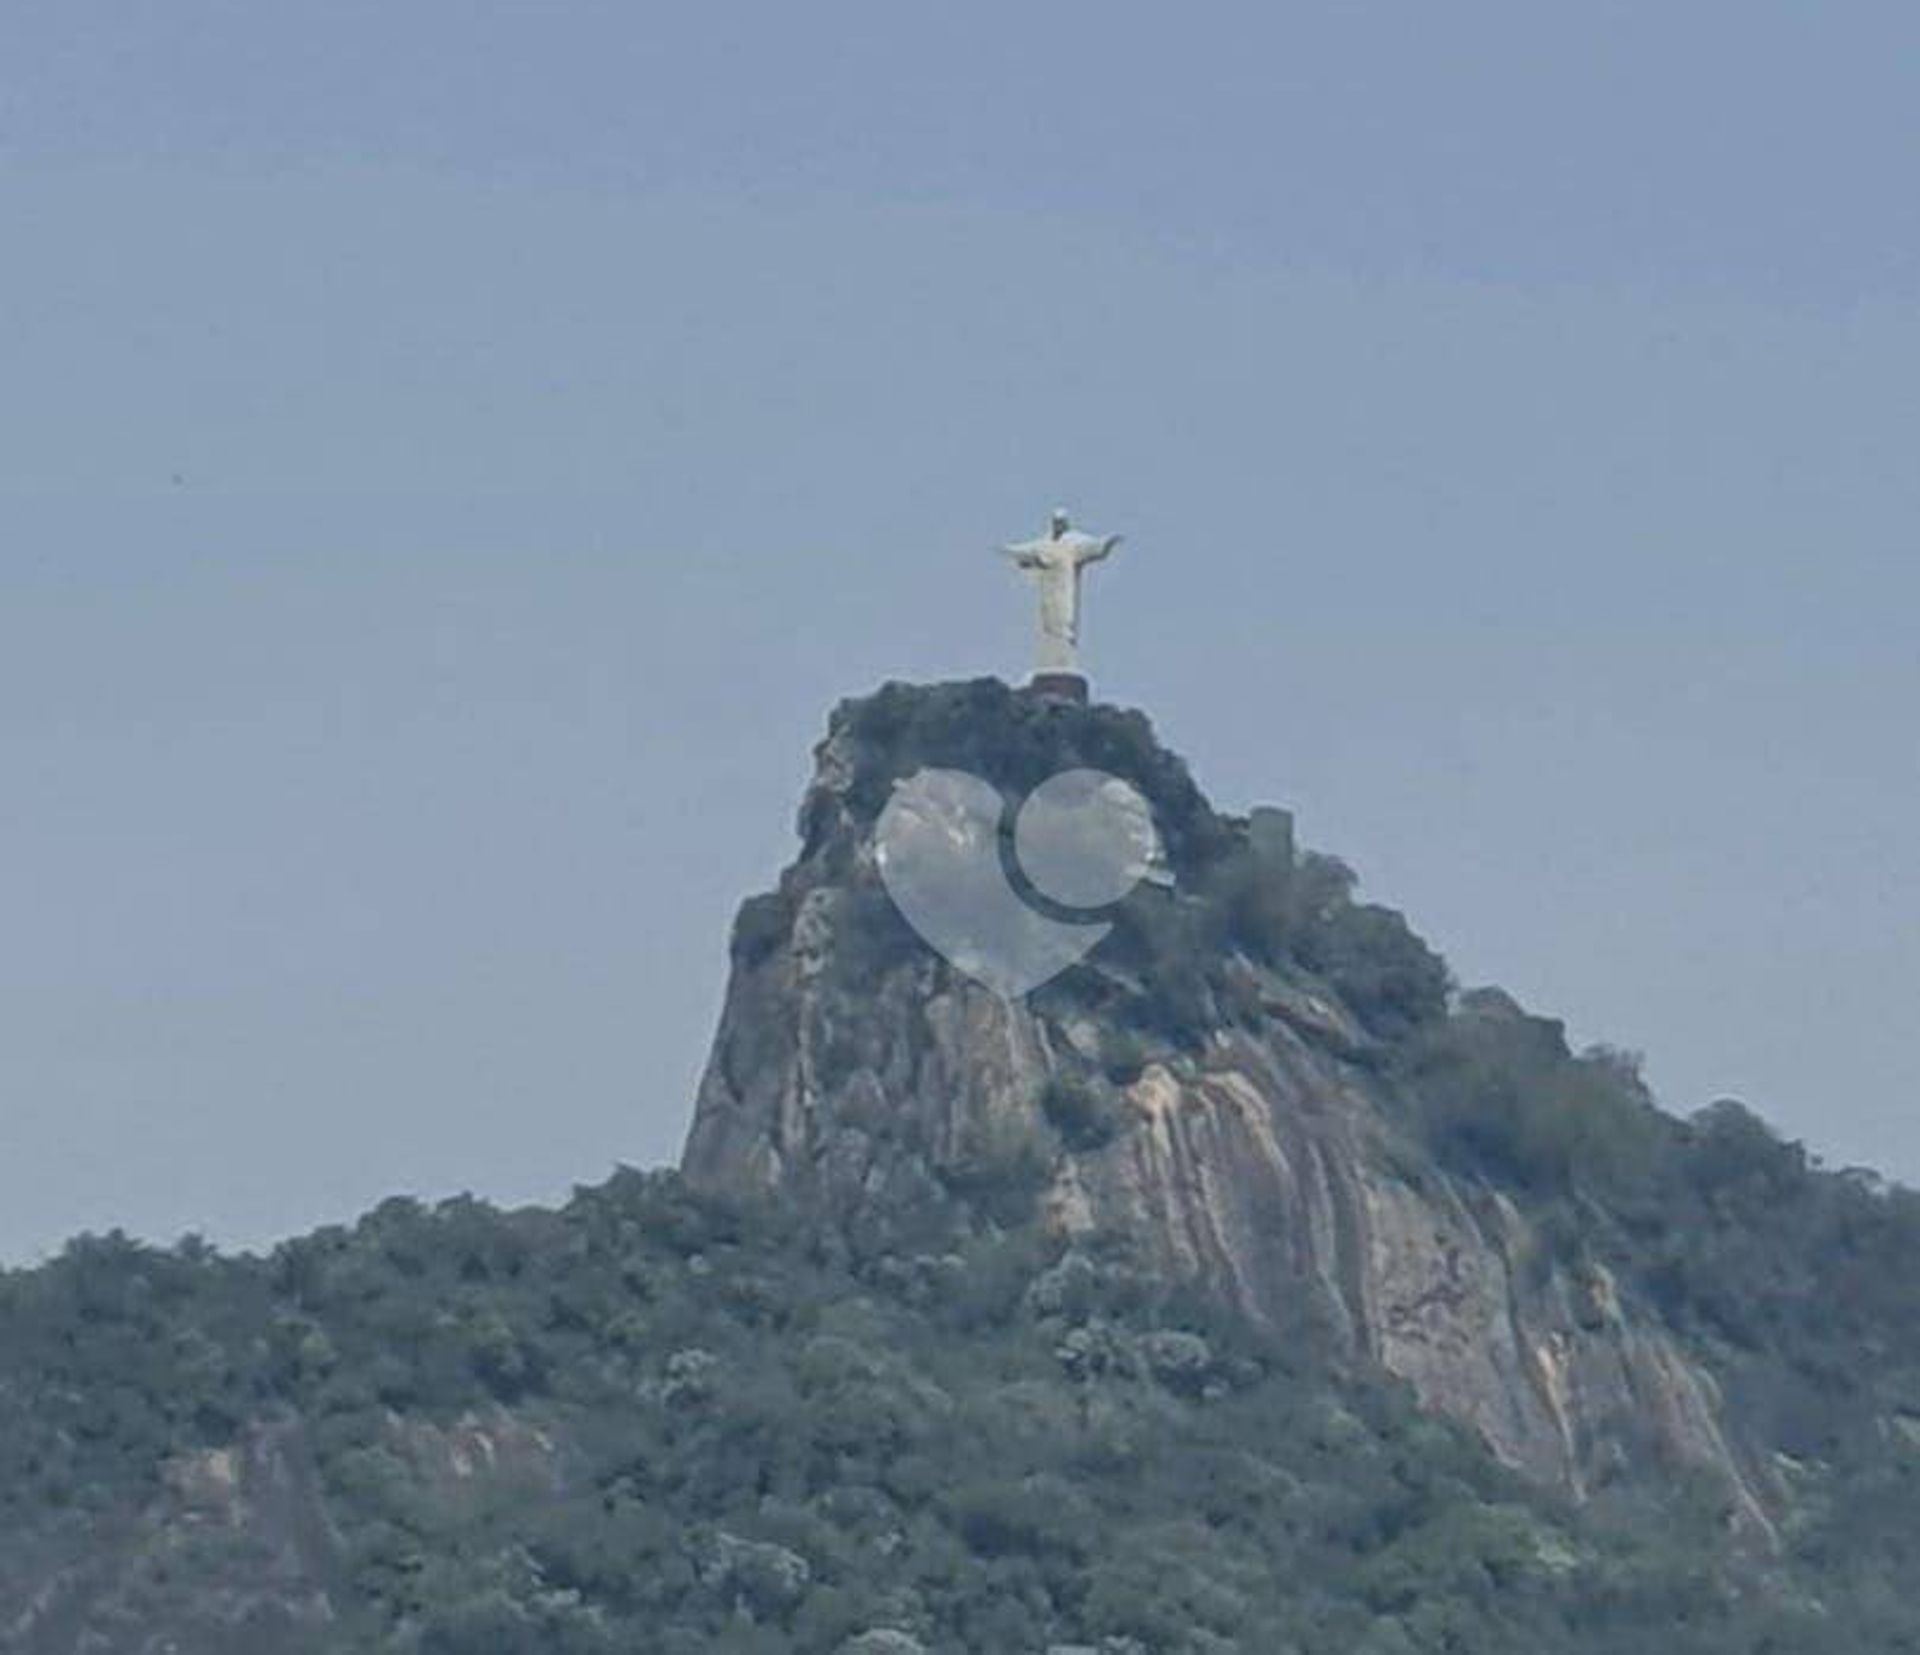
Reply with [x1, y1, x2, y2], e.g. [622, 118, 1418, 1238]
[1028, 671, 1089, 702]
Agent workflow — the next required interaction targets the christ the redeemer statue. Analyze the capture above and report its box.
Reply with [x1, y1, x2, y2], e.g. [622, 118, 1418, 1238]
[999, 508, 1121, 694]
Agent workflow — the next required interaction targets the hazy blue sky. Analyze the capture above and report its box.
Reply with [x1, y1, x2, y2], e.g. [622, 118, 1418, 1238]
[5, 5, 1920, 1261]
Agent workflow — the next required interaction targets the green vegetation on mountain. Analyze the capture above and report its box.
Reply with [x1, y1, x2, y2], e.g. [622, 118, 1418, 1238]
[10, 678, 1920, 1652]
[4, 1142, 1920, 1653]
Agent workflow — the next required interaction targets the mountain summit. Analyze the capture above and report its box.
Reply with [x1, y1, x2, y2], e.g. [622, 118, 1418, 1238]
[684, 678, 1776, 1522]
[9, 677, 1920, 1653]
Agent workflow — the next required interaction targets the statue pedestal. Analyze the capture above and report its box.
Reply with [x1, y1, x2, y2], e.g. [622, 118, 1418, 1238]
[1029, 671, 1089, 703]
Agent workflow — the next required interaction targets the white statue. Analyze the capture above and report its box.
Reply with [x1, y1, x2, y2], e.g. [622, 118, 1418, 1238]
[999, 508, 1121, 677]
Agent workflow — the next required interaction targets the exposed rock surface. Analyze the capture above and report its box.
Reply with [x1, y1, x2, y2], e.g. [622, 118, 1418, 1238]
[5, 1420, 341, 1655]
[1, 1409, 564, 1655]
[683, 679, 1779, 1529]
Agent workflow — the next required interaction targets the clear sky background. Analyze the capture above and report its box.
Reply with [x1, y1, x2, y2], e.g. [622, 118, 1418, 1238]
[4, 4, 1919, 1262]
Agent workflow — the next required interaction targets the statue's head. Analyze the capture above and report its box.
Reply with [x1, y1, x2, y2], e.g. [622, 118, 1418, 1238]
[1049, 508, 1071, 537]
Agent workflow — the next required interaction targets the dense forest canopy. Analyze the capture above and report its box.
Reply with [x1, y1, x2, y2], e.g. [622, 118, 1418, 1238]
[5, 1111, 1920, 1652]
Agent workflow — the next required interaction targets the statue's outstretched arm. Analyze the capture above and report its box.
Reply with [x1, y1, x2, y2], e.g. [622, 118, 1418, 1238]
[999, 544, 1044, 570]
[1082, 534, 1122, 564]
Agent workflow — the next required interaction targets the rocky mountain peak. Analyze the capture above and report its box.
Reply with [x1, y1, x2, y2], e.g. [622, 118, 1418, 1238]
[681, 678, 1780, 1529]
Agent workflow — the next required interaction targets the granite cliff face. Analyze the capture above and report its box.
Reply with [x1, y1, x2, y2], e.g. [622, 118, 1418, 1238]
[682, 679, 1779, 1529]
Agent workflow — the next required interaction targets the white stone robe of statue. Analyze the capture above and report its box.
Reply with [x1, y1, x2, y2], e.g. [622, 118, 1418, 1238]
[1000, 513, 1121, 675]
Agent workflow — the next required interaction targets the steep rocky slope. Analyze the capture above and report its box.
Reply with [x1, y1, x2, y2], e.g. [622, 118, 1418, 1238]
[684, 679, 1782, 1527]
